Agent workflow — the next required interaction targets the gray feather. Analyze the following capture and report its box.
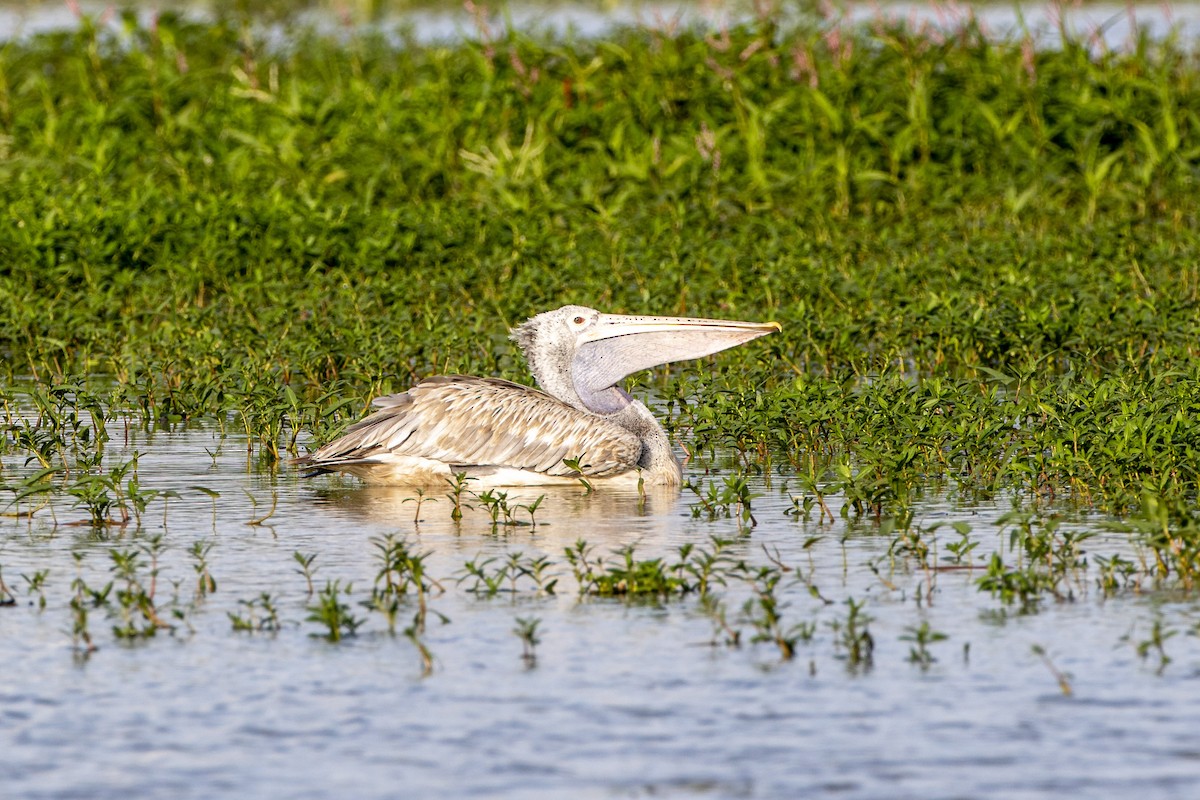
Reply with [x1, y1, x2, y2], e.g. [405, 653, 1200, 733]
[296, 376, 642, 477]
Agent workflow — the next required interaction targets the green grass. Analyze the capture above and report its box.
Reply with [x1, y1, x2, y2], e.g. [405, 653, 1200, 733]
[2, 9, 1200, 563]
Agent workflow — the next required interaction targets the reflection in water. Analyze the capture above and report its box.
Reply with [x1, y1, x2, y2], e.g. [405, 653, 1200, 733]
[308, 482, 683, 548]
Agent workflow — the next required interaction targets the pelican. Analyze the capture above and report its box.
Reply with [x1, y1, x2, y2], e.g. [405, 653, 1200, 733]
[295, 305, 779, 487]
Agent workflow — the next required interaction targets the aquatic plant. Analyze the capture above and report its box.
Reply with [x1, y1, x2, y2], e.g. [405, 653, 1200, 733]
[977, 554, 1058, 614]
[405, 618, 435, 678]
[402, 489, 436, 524]
[466, 489, 547, 530]
[444, 473, 474, 522]
[1134, 618, 1176, 675]
[0, 9, 1198, 524]
[1031, 644, 1073, 696]
[900, 621, 947, 669]
[474, 489, 522, 529]
[829, 597, 874, 672]
[108, 540, 174, 639]
[561, 457, 594, 493]
[700, 593, 742, 649]
[306, 580, 363, 642]
[293, 551, 319, 597]
[457, 556, 507, 597]
[1095, 554, 1140, 597]
[189, 540, 217, 599]
[457, 551, 558, 597]
[741, 566, 814, 661]
[687, 474, 760, 531]
[244, 490, 279, 527]
[565, 540, 692, 599]
[677, 537, 740, 598]
[20, 568, 49, 611]
[942, 523, 979, 566]
[69, 552, 97, 657]
[520, 495, 545, 529]
[367, 534, 446, 634]
[0, 562, 15, 606]
[1, 3, 1200, 703]
[513, 616, 542, 667]
[229, 593, 282, 634]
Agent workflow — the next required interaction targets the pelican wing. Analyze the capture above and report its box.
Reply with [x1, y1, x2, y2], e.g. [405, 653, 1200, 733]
[299, 376, 642, 477]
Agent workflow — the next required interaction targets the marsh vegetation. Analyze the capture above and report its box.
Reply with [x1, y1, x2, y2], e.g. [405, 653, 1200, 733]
[3, 3, 1200, 797]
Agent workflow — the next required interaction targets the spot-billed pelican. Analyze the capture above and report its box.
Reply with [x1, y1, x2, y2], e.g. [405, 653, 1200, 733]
[295, 305, 779, 487]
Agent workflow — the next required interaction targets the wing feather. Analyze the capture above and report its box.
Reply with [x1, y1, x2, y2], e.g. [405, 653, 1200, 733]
[298, 376, 642, 477]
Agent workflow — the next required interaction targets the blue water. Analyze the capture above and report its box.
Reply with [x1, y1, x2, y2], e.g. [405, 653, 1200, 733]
[2, 421, 1198, 799]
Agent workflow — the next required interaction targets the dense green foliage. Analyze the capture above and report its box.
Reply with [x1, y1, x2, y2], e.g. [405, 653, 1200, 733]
[3, 10, 1200, 522]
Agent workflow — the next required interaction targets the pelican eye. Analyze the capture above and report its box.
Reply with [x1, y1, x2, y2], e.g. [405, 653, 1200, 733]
[573, 316, 586, 325]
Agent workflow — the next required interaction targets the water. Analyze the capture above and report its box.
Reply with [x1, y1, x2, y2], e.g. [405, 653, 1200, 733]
[2, 422, 1199, 799]
[5, 2, 1200, 50]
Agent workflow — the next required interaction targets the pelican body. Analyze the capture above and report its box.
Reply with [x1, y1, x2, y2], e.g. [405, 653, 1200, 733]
[295, 306, 779, 487]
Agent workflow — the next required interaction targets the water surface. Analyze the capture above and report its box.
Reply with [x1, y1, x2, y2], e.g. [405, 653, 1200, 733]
[2, 422, 1198, 799]
[5, 2, 1200, 49]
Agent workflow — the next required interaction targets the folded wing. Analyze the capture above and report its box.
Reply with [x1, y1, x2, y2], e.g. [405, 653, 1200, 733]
[296, 376, 642, 477]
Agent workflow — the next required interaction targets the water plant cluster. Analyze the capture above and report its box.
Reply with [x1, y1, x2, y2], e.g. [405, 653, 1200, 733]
[2, 9, 1199, 506]
[21, 521, 905, 673]
[4, 475, 1191, 683]
[1, 6, 1199, 672]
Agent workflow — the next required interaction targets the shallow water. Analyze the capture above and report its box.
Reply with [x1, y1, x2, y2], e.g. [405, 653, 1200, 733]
[2, 422, 1199, 799]
[5, 1, 1200, 49]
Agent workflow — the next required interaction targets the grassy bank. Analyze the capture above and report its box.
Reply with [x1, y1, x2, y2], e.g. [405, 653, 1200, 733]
[2, 8, 1200, 527]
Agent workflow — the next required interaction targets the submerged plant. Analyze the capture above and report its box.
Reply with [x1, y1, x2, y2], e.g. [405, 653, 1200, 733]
[405, 617, 435, 678]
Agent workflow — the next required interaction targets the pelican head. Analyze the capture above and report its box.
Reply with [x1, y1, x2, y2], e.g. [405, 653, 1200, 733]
[511, 305, 780, 415]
